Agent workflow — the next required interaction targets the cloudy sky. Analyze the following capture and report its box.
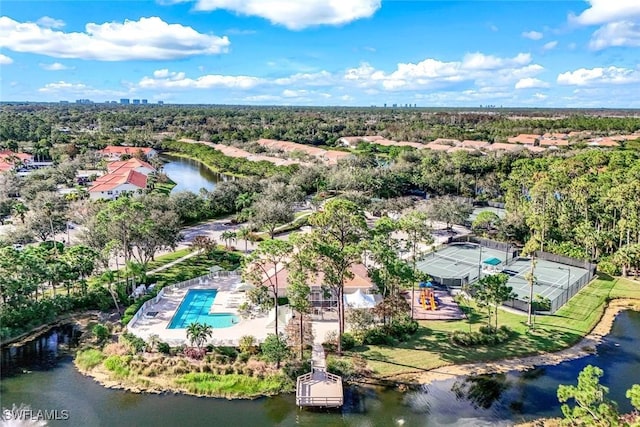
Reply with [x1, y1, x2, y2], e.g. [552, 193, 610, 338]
[1, 0, 639, 107]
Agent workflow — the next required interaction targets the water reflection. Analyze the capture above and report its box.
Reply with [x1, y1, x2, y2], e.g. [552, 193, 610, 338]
[161, 154, 233, 194]
[451, 373, 510, 410]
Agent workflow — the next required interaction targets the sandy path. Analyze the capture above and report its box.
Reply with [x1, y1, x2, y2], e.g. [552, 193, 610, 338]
[402, 299, 640, 384]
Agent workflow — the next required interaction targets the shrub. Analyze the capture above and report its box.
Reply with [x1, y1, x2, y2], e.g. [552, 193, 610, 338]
[450, 326, 512, 347]
[120, 332, 146, 354]
[341, 333, 355, 351]
[184, 347, 206, 360]
[103, 355, 130, 378]
[157, 342, 171, 354]
[75, 349, 105, 371]
[92, 324, 110, 343]
[598, 259, 620, 276]
[327, 357, 355, 378]
[363, 328, 394, 345]
[238, 335, 257, 354]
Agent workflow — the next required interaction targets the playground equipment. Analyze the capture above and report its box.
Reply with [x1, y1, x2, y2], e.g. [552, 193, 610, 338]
[419, 287, 437, 311]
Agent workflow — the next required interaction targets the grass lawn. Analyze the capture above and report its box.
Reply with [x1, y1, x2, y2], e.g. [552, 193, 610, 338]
[354, 275, 639, 378]
[147, 249, 243, 287]
[146, 248, 193, 271]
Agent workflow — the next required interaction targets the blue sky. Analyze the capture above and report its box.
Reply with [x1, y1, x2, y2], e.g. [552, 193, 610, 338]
[1, 0, 639, 107]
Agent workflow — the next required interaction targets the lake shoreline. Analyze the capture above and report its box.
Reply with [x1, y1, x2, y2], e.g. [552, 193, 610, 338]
[71, 300, 640, 402]
[397, 299, 640, 385]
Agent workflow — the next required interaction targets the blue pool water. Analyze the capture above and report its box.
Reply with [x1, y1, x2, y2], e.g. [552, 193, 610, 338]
[168, 289, 239, 329]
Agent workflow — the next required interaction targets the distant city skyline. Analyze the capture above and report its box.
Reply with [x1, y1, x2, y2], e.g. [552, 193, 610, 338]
[1, 1, 639, 107]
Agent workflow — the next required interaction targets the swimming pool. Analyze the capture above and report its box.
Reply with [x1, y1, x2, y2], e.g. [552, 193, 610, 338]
[168, 289, 239, 329]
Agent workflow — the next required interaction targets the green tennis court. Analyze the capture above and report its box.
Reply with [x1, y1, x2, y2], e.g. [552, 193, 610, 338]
[416, 243, 510, 286]
[501, 257, 590, 306]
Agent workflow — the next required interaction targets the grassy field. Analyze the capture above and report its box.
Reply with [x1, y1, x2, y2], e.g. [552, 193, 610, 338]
[146, 248, 193, 271]
[354, 275, 639, 378]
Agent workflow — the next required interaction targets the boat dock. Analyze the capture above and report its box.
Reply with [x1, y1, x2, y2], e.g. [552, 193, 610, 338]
[295, 343, 343, 408]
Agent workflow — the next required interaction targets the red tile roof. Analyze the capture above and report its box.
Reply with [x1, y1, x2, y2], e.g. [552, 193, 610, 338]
[507, 134, 540, 145]
[89, 169, 148, 192]
[99, 146, 155, 156]
[107, 158, 156, 174]
[261, 263, 374, 292]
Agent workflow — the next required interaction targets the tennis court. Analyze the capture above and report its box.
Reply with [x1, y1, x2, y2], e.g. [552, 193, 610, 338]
[416, 243, 510, 287]
[501, 258, 590, 312]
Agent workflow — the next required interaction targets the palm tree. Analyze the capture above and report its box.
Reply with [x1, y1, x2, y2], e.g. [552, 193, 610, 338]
[11, 202, 28, 224]
[235, 192, 253, 212]
[125, 260, 146, 296]
[186, 322, 213, 349]
[99, 269, 121, 313]
[236, 226, 251, 254]
[221, 230, 237, 250]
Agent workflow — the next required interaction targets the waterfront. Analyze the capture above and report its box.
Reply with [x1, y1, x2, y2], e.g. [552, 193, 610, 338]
[161, 154, 232, 194]
[2, 311, 639, 426]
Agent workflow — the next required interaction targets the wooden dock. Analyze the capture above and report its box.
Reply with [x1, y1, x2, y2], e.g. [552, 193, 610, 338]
[296, 342, 343, 408]
[296, 368, 343, 407]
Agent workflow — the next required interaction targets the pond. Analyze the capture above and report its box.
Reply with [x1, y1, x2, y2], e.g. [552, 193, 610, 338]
[161, 154, 233, 194]
[2, 311, 639, 426]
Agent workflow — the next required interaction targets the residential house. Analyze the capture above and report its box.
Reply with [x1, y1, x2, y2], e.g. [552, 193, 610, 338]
[88, 158, 157, 200]
[460, 140, 490, 150]
[485, 143, 525, 152]
[88, 169, 149, 200]
[0, 150, 34, 172]
[261, 263, 377, 314]
[98, 145, 158, 162]
[507, 134, 540, 145]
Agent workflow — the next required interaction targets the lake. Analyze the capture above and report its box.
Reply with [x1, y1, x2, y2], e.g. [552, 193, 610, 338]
[161, 154, 233, 194]
[2, 311, 639, 426]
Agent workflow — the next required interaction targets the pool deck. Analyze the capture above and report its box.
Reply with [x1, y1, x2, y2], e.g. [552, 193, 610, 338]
[128, 275, 287, 346]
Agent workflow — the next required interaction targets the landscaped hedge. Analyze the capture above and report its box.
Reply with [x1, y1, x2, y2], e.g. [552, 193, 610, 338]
[450, 325, 513, 347]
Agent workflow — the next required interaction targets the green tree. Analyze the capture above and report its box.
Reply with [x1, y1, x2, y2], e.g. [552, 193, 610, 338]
[220, 230, 237, 250]
[251, 199, 294, 238]
[472, 211, 501, 235]
[287, 234, 313, 360]
[398, 210, 434, 319]
[236, 226, 252, 254]
[243, 238, 293, 336]
[471, 273, 515, 331]
[261, 333, 289, 369]
[186, 322, 213, 349]
[307, 198, 368, 354]
[557, 365, 619, 426]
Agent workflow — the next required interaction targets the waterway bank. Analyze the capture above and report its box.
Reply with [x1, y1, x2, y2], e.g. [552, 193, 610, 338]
[406, 298, 640, 385]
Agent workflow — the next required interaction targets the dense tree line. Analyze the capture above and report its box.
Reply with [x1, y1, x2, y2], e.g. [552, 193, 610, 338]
[2, 105, 639, 154]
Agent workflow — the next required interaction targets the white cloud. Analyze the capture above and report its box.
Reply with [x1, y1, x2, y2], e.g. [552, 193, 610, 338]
[515, 78, 550, 89]
[140, 69, 263, 90]
[570, 0, 640, 26]
[38, 80, 128, 97]
[343, 53, 541, 91]
[273, 71, 333, 86]
[0, 53, 13, 64]
[543, 41, 558, 51]
[533, 93, 548, 100]
[589, 21, 640, 49]
[557, 66, 640, 86]
[0, 16, 230, 61]
[36, 16, 65, 29]
[40, 62, 73, 71]
[522, 30, 543, 40]
[190, 0, 381, 30]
